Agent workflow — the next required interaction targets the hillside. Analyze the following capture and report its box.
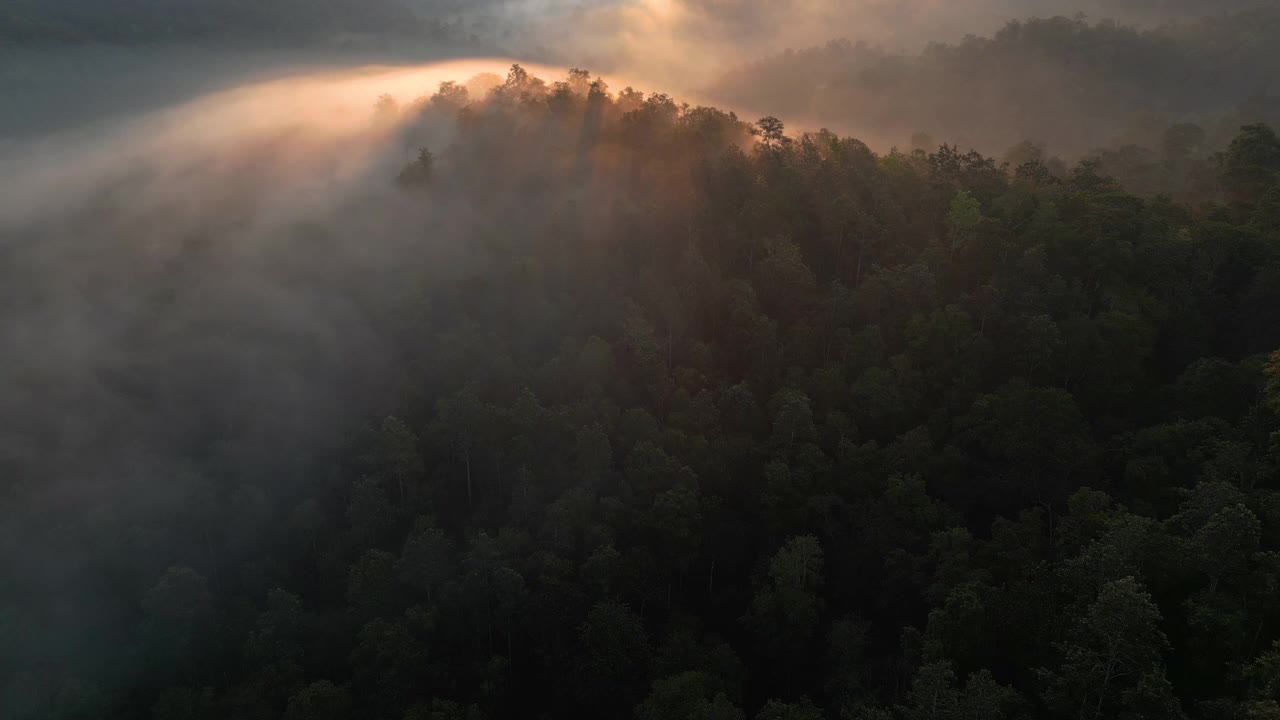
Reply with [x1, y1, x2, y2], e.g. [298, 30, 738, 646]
[708, 10, 1280, 157]
[5, 66, 1280, 719]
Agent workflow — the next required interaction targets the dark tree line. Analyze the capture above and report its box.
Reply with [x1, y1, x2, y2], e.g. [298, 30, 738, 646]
[5, 66, 1280, 720]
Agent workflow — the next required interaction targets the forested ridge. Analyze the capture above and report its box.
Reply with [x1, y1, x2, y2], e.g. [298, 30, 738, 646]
[710, 10, 1280, 158]
[6, 66, 1280, 720]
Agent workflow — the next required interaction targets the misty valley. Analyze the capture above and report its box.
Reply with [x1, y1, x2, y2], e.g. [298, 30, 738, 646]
[3, 3, 1280, 720]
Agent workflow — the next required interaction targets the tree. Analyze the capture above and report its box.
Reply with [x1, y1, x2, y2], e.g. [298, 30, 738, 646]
[374, 93, 400, 122]
[405, 699, 487, 720]
[635, 672, 743, 720]
[363, 416, 425, 504]
[398, 519, 456, 604]
[348, 476, 396, 549]
[746, 536, 824, 691]
[141, 566, 214, 676]
[431, 81, 470, 110]
[1192, 504, 1261, 594]
[901, 662, 1021, 720]
[243, 588, 306, 705]
[567, 67, 593, 95]
[755, 698, 823, 720]
[577, 601, 650, 716]
[505, 64, 530, 90]
[1221, 124, 1280, 204]
[648, 484, 705, 577]
[956, 380, 1096, 508]
[1041, 577, 1182, 720]
[351, 618, 425, 713]
[770, 389, 818, 453]
[1065, 510, 1158, 596]
[347, 549, 399, 619]
[460, 533, 526, 656]
[946, 190, 982, 253]
[1244, 640, 1280, 707]
[1265, 351, 1280, 413]
[434, 389, 490, 510]
[757, 117, 787, 148]
[398, 148, 435, 188]
[826, 614, 871, 710]
[284, 681, 351, 720]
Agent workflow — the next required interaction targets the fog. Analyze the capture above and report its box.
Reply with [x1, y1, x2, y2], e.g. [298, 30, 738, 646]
[0, 56, 582, 537]
[0, 59, 586, 499]
[506, 0, 1271, 91]
[0, 58, 576, 707]
[1, 0, 1270, 600]
[2, 0, 1276, 714]
[6, 1, 1266, 110]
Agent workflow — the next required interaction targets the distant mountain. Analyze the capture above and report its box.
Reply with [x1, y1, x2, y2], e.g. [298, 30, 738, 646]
[707, 9, 1280, 156]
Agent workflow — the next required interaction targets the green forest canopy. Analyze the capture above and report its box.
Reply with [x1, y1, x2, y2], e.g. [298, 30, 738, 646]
[5, 65, 1280, 720]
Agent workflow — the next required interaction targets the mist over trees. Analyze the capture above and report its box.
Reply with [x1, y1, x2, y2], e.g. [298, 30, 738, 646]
[4, 59, 1280, 720]
[709, 9, 1280, 158]
[4, 2, 1280, 720]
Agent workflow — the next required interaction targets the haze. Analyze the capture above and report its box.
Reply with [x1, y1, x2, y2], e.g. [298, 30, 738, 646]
[4, 1, 1280, 718]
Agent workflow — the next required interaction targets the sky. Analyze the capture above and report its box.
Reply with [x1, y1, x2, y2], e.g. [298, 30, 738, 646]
[5, 0, 1264, 114]
[448, 0, 1270, 93]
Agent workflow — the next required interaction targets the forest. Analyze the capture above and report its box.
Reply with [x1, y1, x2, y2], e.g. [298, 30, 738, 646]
[4, 62, 1280, 720]
[710, 10, 1280, 159]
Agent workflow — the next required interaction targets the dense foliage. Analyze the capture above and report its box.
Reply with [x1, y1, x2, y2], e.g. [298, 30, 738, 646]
[6, 66, 1280, 720]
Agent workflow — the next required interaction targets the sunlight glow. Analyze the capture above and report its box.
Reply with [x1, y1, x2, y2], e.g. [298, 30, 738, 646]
[0, 59, 581, 229]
